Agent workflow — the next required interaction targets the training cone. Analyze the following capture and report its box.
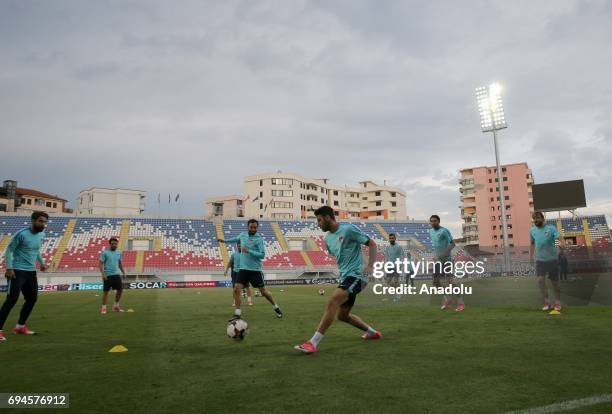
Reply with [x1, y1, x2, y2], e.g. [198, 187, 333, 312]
[548, 310, 561, 315]
[109, 345, 128, 353]
[126, 309, 135, 313]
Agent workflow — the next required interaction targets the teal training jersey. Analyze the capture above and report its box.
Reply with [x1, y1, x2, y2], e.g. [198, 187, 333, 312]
[99, 249, 122, 276]
[230, 251, 241, 272]
[384, 244, 405, 264]
[4, 228, 46, 271]
[224, 232, 265, 271]
[530, 224, 560, 262]
[429, 226, 453, 261]
[324, 223, 370, 282]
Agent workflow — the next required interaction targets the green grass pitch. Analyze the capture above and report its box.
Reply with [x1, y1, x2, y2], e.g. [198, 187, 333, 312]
[1, 278, 611, 413]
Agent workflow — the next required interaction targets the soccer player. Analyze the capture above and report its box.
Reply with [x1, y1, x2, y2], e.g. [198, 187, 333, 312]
[530, 211, 563, 311]
[218, 219, 282, 320]
[224, 241, 253, 307]
[98, 237, 127, 314]
[0, 211, 48, 341]
[295, 206, 381, 354]
[429, 214, 464, 312]
[384, 233, 405, 300]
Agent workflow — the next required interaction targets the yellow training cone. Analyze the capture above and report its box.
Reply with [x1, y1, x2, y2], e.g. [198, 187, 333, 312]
[548, 310, 561, 315]
[109, 345, 128, 353]
[126, 309, 135, 313]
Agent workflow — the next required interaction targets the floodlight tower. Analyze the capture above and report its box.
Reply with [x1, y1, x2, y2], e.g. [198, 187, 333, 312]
[475, 83, 509, 267]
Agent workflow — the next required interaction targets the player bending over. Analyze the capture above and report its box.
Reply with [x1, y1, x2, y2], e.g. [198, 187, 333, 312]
[295, 206, 381, 354]
[530, 211, 563, 311]
[99, 237, 127, 314]
[218, 219, 282, 320]
[0, 211, 48, 341]
[429, 215, 464, 312]
[224, 241, 253, 307]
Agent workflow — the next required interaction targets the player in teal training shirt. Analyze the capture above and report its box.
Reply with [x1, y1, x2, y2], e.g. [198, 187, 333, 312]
[0, 211, 49, 340]
[384, 233, 407, 296]
[429, 214, 464, 312]
[530, 211, 563, 311]
[98, 237, 127, 314]
[295, 206, 381, 354]
[223, 241, 253, 306]
[219, 219, 282, 320]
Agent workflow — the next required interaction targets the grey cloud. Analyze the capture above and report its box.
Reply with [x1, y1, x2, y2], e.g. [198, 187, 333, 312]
[1, 0, 611, 232]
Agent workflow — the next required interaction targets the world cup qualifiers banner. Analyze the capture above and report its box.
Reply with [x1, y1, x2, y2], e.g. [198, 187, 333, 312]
[0, 278, 341, 293]
[0, 284, 71, 293]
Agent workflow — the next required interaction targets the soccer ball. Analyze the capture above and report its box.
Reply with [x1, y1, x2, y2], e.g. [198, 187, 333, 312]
[227, 319, 249, 340]
[318, 288, 325, 295]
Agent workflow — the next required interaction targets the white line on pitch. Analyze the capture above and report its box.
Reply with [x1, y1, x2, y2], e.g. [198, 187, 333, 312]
[502, 394, 612, 414]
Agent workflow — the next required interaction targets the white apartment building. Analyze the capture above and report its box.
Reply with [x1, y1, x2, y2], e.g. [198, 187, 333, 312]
[240, 172, 407, 220]
[77, 188, 146, 216]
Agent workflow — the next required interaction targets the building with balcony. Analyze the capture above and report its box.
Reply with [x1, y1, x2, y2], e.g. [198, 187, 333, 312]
[459, 163, 534, 248]
[238, 172, 407, 220]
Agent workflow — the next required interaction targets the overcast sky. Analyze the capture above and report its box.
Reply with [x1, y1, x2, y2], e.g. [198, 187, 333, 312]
[1, 0, 611, 235]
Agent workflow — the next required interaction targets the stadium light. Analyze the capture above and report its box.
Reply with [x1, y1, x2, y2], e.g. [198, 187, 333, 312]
[475, 82, 510, 267]
[476, 83, 507, 132]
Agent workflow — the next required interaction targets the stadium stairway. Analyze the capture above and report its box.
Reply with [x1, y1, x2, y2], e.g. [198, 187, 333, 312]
[50, 218, 77, 271]
[215, 223, 229, 267]
[582, 218, 593, 246]
[119, 220, 131, 249]
[272, 222, 289, 251]
[135, 251, 145, 273]
[0, 235, 10, 256]
[308, 238, 321, 251]
[409, 236, 427, 251]
[374, 223, 389, 239]
[582, 218, 595, 259]
[300, 251, 315, 271]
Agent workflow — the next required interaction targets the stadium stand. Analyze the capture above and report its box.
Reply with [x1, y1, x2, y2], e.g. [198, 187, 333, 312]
[0, 215, 610, 274]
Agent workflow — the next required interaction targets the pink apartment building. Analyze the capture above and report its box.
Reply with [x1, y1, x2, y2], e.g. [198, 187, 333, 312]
[459, 162, 534, 248]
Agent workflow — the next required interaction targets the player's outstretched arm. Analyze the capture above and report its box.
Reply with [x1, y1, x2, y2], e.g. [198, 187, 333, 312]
[119, 260, 126, 277]
[219, 235, 240, 244]
[37, 252, 47, 271]
[98, 261, 107, 280]
[365, 239, 377, 275]
[4, 233, 19, 278]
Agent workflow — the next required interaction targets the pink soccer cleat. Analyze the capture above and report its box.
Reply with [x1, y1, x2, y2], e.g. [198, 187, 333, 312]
[456, 303, 465, 312]
[441, 298, 453, 310]
[13, 325, 36, 335]
[361, 331, 382, 340]
[542, 303, 551, 311]
[553, 303, 562, 312]
[101, 306, 107, 314]
[294, 341, 317, 354]
[113, 306, 125, 313]
[0, 330, 6, 341]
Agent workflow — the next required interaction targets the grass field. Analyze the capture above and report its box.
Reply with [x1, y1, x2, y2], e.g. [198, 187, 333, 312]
[1, 278, 611, 414]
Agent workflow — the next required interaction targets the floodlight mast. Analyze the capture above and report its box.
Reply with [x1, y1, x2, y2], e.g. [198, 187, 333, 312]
[476, 83, 510, 269]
